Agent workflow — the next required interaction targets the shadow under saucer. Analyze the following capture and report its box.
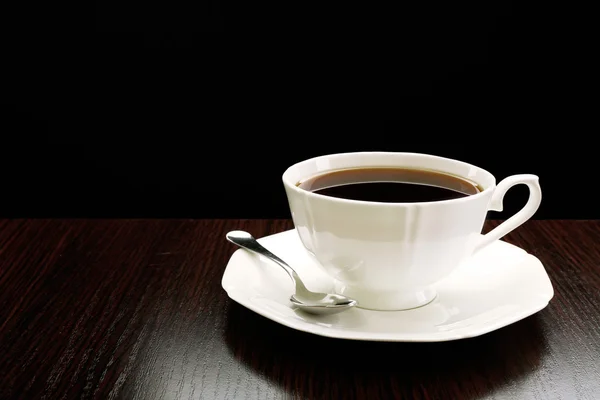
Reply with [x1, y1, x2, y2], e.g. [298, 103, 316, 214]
[223, 302, 548, 400]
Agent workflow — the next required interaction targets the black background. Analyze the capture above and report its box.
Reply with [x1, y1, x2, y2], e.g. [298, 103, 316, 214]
[1, 0, 594, 220]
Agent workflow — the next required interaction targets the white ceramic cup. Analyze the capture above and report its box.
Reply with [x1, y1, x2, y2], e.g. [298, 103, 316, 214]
[282, 152, 542, 311]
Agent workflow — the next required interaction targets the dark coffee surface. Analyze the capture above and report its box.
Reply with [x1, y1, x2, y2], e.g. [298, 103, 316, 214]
[297, 167, 482, 203]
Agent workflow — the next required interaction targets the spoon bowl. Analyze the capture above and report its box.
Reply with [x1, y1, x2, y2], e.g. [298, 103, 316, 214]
[226, 230, 358, 315]
[290, 294, 358, 315]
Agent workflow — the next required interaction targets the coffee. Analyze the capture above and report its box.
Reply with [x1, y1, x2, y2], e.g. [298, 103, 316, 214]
[297, 167, 483, 203]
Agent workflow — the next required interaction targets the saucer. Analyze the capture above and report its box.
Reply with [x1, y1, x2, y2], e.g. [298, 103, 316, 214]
[221, 229, 554, 342]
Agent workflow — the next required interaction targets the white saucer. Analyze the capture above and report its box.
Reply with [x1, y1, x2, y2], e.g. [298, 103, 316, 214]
[221, 229, 554, 342]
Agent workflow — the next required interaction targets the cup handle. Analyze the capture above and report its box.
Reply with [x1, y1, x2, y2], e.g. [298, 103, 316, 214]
[474, 174, 542, 253]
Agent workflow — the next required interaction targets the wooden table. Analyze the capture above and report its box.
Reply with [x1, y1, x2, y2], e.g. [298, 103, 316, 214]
[1, 219, 598, 399]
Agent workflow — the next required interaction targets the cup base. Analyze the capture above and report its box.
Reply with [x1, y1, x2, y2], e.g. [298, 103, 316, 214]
[334, 282, 437, 311]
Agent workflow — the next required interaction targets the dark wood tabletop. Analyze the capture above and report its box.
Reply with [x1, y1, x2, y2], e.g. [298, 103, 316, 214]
[1, 219, 599, 399]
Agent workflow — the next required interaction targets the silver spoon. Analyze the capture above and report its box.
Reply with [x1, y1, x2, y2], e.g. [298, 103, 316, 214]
[226, 230, 358, 315]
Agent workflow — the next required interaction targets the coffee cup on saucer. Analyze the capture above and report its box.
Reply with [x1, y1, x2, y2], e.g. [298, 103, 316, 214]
[282, 152, 542, 311]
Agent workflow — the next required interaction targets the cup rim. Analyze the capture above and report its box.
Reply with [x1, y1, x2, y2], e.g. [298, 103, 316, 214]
[282, 151, 497, 207]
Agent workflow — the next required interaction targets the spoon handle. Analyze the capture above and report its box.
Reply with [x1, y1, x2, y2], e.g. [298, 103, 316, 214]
[226, 231, 299, 284]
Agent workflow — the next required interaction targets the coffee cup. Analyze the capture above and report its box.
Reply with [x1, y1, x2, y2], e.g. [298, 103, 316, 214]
[282, 152, 542, 311]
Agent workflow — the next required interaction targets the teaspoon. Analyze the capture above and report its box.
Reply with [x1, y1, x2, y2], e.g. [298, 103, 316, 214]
[226, 230, 358, 315]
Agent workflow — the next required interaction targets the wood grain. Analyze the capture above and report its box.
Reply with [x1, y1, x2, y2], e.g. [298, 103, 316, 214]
[0, 219, 598, 399]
